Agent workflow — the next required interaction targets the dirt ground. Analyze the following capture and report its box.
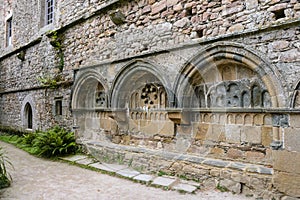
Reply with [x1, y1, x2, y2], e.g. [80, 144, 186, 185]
[0, 141, 253, 200]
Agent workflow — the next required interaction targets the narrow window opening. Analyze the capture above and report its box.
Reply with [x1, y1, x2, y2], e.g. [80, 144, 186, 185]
[25, 103, 33, 129]
[272, 9, 285, 20]
[45, 0, 54, 25]
[55, 100, 62, 115]
[196, 29, 204, 38]
[6, 17, 12, 46]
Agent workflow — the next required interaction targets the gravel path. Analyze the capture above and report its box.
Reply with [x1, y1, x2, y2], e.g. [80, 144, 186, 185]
[0, 141, 253, 200]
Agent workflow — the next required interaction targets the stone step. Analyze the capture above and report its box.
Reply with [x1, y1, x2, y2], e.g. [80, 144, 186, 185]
[75, 157, 96, 165]
[172, 183, 198, 193]
[151, 176, 177, 188]
[133, 174, 154, 184]
[116, 168, 140, 178]
[60, 154, 88, 162]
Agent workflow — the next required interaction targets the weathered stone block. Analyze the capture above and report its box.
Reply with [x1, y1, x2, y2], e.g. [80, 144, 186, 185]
[245, 151, 265, 162]
[241, 126, 261, 144]
[158, 121, 174, 136]
[219, 179, 241, 194]
[231, 171, 249, 184]
[225, 125, 241, 143]
[227, 148, 244, 159]
[194, 123, 210, 140]
[270, 40, 290, 51]
[285, 129, 299, 153]
[279, 49, 300, 62]
[100, 118, 111, 130]
[245, 0, 258, 9]
[273, 150, 300, 174]
[289, 114, 300, 128]
[151, 0, 167, 15]
[267, 3, 288, 12]
[210, 147, 225, 157]
[273, 172, 300, 198]
[261, 126, 272, 147]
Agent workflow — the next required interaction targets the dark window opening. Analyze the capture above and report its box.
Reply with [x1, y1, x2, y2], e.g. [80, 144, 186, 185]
[6, 17, 12, 46]
[196, 29, 204, 38]
[55, 100, 62, 115]
[25, 103, 33, 129]
[272, 9, 285, 20]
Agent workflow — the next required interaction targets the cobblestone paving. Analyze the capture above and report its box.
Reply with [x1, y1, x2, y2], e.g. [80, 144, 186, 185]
[0, 141, 253, 200]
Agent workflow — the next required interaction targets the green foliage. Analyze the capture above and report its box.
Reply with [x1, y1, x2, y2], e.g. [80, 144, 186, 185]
[47, 30, 64, 72]
[37, 74, 60, 89]
[216, 183, 229, 192]
[0, 146, 12, 189]
[32, 126, 77, 158]
[0, 125, 27, 136]
[157, 170, 168, 176]
[0, 126, 78, 158]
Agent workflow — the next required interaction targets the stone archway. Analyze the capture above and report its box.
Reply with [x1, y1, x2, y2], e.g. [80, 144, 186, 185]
[71, 69, 110, 140]
[172, 42, 285, 164]
[21, 94, 36, 130]
[174, 42, 285, 108]
[109, 59, 175, 147]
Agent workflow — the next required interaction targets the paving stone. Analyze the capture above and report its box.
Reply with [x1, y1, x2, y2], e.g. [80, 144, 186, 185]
[75, 157, 96, 165]
[172, 183, 197, 193]
[60, 155, 88, 162]
[89, 162, 116, 172]
[133, 174, 154, 183]
[116, 168, 140, 178]
[103, 163, 129, 171]
[151, 177, 176, 187]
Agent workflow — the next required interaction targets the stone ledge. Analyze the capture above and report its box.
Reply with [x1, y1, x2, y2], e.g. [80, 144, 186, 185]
[85, 140, 274, 175]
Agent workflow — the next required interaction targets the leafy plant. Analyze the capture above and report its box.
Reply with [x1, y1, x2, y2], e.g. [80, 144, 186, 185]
[32, 126, 78, 158]
[37, 74, 61, 89]
[0, 146, 12, 189]
[22, 131, 36, 146]
[47, 30, 64, 72]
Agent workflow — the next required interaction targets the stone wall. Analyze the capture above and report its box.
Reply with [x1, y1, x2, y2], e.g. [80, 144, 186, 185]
[0, 0, 300, 199]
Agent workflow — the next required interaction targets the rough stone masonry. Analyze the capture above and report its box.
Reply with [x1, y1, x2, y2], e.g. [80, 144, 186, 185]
[0, 0, 300, 199]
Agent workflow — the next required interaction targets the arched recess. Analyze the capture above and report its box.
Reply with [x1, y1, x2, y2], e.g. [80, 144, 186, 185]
[25, 103, 33, 129]
[72, 70, 109, 110]
[291, 80, 300, 108]
[109, 59, 175, 138]
[110, 59, 174, 109]
[21, 94, 36, 130]
[174, 42, 285, 109]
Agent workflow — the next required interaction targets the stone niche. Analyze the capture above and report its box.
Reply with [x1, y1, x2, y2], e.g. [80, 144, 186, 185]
[179, 62, 274, 164]
[185, 63, 271, 109]
[110, 83, 174, 149]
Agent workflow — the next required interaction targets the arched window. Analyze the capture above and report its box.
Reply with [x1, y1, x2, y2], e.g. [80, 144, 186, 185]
[25, 103, 33, 129]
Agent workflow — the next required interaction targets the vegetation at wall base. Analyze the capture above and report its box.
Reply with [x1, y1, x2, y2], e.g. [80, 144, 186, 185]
[0, 126, 78, 158]
[0, 146, 12, 189]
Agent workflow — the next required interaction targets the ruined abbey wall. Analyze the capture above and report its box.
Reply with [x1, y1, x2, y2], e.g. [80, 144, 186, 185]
[0, 0, 300, 199]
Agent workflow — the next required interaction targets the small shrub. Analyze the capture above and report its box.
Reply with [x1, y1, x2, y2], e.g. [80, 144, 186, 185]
[32, 126, 77, 158]
[0, 146, 12, 189]
[22, 132, 36, 146]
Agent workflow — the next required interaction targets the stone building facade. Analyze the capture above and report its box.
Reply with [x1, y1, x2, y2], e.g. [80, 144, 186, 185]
[0, 0, 300, 199]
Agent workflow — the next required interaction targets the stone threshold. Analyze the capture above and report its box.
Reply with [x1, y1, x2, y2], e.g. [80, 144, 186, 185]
[60, 154, 199, 194]
[85, 140, 273, 175]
